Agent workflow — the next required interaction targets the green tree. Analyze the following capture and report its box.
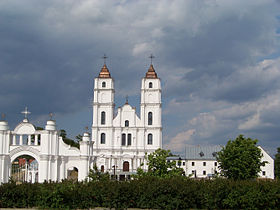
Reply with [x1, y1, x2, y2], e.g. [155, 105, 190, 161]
[135, 148, 185, 178]
[275, 147, 280, 179]
[59, 129, 80, 149]
[217, 135, 267, 180]
[87, 164, 110, 182]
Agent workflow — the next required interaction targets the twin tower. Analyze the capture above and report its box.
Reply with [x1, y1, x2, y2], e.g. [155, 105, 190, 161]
[92, 63, 162, 178]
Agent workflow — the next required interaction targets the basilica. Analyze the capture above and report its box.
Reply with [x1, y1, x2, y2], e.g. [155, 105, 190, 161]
[0, 63, 162, 183]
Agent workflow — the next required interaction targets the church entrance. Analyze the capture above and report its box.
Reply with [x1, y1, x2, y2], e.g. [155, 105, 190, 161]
[11, 155, 38, 184]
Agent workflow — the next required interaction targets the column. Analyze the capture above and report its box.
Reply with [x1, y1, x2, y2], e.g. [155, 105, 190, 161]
[12, 135, 16, 145]
[19, 135, 23, 145]
[35, 135, 38, 146]
[28, 135, 31, 145]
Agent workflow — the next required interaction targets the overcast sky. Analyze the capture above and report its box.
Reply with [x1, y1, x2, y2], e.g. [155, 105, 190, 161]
[1, 0, 280, 155]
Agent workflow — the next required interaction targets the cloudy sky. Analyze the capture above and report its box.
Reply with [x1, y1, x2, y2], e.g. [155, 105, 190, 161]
[1, 0, 280, 155]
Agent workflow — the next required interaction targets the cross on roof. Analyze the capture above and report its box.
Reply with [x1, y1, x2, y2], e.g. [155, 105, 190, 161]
[49, 112, 54, 120]
[85, 126, 89, 132]
[125, 95, 129, 104]
[21, 107, 31, 119]
[102, 54, 108, 64]
[149, 54, 155, 64]
[1, 113, 5, 121]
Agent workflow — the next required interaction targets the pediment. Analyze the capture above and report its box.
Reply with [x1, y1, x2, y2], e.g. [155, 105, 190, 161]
[14, 122, 36, 134]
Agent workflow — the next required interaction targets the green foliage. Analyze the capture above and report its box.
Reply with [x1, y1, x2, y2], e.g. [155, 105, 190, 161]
[217, 135, 267, 180]
[0, 178, 280, 209]
[87, 164, 110, 182]
[59, 129, 80, 149]
[275, 147, 280, 179]
[135, 148, 185, 178]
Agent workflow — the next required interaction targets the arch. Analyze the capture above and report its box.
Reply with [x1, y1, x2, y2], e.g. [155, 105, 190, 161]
[101, 111, 106, 125]
[101, 133, 106, 144]
[101, 165, 105, 172]
[123, 161, 129, 172]
[102, 81, 106, 88]
[148, 112, 153, 125]
[67, 167, 78, 181]
[149, 82, 153, 88]
[125, 120, 129, 127]
[148, 133, 153, 145]
[10, 146, 41, 163]
[11, 154, 38, 183]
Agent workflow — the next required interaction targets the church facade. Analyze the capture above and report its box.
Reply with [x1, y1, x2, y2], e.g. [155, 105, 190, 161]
[0, 63, 162, 183]
[92, 63, 162, 179]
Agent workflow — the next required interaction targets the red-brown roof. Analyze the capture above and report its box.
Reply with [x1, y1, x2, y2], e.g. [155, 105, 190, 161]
[98, 64, 111, 78]
[145, 64, 158, 78]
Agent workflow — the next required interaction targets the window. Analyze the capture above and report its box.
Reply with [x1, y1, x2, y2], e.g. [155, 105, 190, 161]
[101, 165, 104, 172]
[101, 133, 106, 144]
[149, 82, 153, 88]
[102, 81, 106, 87]
[101, 111, 106, 125]
[203, 170, 206, 175]
[127, 134, 132, 146]
[148, 133, 153, 145]
[122, 134, 126, 146]
[214, 162, 217, 166]
[192, 162, 195, 166]
[183, 162, 185, 166]
[148, 112, 153, 125]
[177, 161, 181, 166]
[192, 170, 196, 174]
[203, 162, 206, 166]
[262, 171, 266, 176]
[125, 120, 129, 127]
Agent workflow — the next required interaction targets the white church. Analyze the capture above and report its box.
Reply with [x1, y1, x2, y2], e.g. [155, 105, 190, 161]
[0, 62, 162, 183]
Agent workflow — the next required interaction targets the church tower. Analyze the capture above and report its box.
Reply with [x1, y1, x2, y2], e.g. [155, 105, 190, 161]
[140, 63, 162, 149]
[92, 63, 115, 150]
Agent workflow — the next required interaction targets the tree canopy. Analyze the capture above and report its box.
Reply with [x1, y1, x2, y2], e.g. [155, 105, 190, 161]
[275, 147, 280, 179]
[135, 148, 185, 178]
[217, 135, 267, 180]
[59, 129, 80, 149]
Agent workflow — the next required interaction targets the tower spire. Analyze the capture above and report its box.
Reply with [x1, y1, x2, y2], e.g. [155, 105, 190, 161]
[98, 54, 111, 78]
[145, 54, 158, 78]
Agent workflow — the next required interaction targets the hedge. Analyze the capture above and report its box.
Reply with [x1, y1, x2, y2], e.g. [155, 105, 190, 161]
[0, 177, 279, 209]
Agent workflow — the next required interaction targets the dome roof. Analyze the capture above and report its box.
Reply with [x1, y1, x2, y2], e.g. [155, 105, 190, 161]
[98, 64, 111, 78]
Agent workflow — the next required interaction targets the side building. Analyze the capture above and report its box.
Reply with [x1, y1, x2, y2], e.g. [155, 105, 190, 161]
[168, 145, 274, 179]
[91, 63, 162, 180]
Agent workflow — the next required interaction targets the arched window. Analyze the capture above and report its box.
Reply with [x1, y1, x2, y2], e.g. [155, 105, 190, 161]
[125, 120, 129, 127]
[148, 112, 153, 125]
[122, 133, 126, 146]
[102, 81, 106, 87]
[101, 133, 106, 144]
[149, 82, 153, 88]
[148, 133, 153, 145]
[101, 111, 106, 125]
[123, 161, 129, 172]
[101, 165, 105, 172]
[127, 134, 132, 146]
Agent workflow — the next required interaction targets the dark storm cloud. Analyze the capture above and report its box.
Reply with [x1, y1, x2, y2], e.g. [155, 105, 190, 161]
[0, 0, 280, 153]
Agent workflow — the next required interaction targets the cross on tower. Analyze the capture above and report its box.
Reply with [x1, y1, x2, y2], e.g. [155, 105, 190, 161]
[102, 54, 108, 65]
[1, 113, 5, 121]
[125, 95, 129, 104]
[85, 126, 89, 132]
[49, 112, 54, 120]
[149, 54, 155, 64]
[21, 107, 31, 119]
